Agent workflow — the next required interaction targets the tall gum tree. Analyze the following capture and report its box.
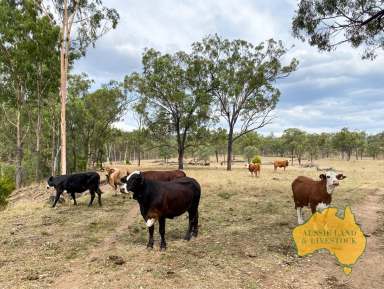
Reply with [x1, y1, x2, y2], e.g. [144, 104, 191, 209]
[36, 0, 119, 174]
[125, 49, 212, 170]
[193, 35, 298, 170]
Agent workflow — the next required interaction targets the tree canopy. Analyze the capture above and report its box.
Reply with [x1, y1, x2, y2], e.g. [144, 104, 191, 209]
[292, 0, 384, 59]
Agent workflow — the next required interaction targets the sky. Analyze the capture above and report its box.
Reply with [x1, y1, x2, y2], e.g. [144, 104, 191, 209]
[73, 0, 384, 136]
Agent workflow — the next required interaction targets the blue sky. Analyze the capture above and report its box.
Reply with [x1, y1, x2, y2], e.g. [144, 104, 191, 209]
[73, 0, 384, 135]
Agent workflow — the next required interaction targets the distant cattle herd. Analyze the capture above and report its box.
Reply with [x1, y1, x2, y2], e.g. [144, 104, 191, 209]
[46, 159, 347, 249]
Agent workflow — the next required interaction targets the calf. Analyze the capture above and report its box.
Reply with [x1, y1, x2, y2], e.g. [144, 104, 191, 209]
[120, 171, 201, 250]
[274, 160, 289, 171]
[105, 167, 123, 195]
[47, 172, 103, 208]
[246, 163, 261, 177]
[292, 171, 347, 224]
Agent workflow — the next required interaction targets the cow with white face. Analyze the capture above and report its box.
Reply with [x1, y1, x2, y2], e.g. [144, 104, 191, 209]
[292, 171, 347, 224]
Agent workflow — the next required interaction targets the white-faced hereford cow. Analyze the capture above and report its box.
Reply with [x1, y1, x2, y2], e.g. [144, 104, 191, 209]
[292, 171, 346, 224]
[47, 172, 103, 208]
[120, 171, 201, 250]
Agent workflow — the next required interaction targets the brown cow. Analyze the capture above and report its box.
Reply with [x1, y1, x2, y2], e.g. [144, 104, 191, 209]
[292, 171, 347, 224]
[274, 160, 289, 171]
[126, 169, 186, 182]
[105, 167, 123, 195]
[246, 163, 260, 177]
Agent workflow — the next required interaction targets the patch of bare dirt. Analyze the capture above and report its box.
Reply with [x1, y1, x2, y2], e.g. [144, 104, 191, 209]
[52, 204, 140, 289]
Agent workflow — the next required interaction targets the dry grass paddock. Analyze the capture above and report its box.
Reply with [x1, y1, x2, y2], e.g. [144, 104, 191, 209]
[0, 158, 383, 288]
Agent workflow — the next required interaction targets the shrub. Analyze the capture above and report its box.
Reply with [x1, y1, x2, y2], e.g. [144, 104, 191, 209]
[251, 155, 261, 164]
[0, 177, 15, 206]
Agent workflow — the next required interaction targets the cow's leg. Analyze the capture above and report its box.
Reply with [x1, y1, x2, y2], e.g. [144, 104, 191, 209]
[192, 210, 199, 237]
[159, 217, 166, 251]
[52, 190, 63, 208]
[88, 190, 95, 207]
[96, 188, 102, 206]
[146, 224, 154, 249]
[114, 184, 117, 196]
[296, 207, 304, 224]
[184, 211, 194, 241]
[70, 191, 77, 206]
[310, 203, 317, 214]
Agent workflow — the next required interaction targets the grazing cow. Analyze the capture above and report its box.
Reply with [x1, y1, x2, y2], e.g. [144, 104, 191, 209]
[47, 172, 103, 208]
[292, 171, 347, 224]
[274, 160, 289, 171]
[246, 163, 261, 177]
[105, 167, 123, 195]
[120, 171, 201, 250]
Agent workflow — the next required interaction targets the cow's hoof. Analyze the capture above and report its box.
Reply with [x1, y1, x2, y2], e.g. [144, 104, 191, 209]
[160, 243, 167, 251]
[184, 235, 191, 241]
[146, 243, 154, 249]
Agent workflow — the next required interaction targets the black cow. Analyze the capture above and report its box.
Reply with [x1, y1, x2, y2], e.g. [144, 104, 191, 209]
[120, 171, 201, 250]
[47, 172, 103, 208]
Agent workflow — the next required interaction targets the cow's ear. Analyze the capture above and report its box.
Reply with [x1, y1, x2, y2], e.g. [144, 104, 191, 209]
[319, 174, 326, 180]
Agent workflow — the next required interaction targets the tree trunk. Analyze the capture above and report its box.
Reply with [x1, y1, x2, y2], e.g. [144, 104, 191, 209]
[15, 109, 23, 189]
[35, 95, 42, 182]
[178, 146, 184, 170]
[291, 149, 294, 165]
[60, 40, 67, 175]
[50, 112, 56, 176]
[215, 150, 219, 163]
[60, 0, 69, 175]
[226, 127, 234, 171]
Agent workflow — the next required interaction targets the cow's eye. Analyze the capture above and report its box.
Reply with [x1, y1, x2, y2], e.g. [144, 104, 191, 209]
[327, 176, 330, 178]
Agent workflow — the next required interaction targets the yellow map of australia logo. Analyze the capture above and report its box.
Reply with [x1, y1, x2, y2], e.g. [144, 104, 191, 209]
[293, 207, 366, 275]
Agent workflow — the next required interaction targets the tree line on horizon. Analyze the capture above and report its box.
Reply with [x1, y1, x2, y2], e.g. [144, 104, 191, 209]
[102, 127, 384, 166]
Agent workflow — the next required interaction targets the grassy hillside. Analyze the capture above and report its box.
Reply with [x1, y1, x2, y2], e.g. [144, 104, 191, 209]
[0, 159, 383, 289]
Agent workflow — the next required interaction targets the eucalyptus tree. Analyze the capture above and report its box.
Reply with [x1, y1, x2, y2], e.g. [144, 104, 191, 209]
[125, 49, 212, 169]
[209, 128, 227, 163]
[36, 0, 119, 174]
[193, 35, 298, 170]
[292, 0, 384, 59]
[333, 128, 355, 160]
[305, 133, 320, 163]
[0, 1, 60, 187]
[282, 128, 307, 165]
